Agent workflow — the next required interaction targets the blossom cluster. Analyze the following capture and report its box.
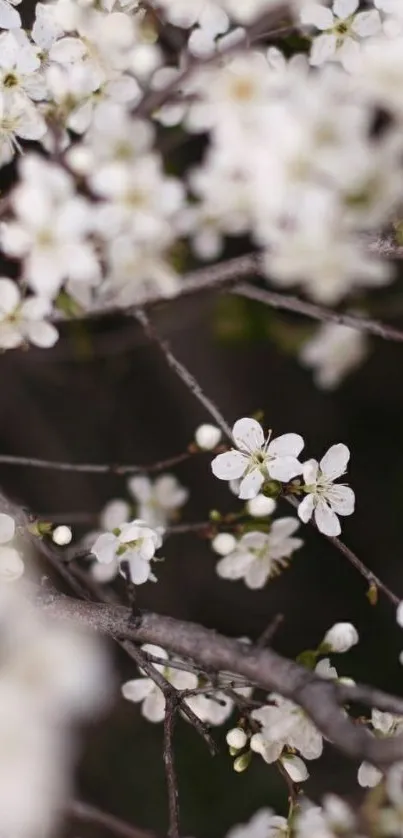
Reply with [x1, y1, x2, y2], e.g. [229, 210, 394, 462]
[0, 0, 400, 361]
[212, 417, 355, 536]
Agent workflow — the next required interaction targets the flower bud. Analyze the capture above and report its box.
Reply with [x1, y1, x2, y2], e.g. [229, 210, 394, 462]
[281, 754, 309, 782]
[246, 495, 276, 517]
[195, 424, 222, 450]
[226, 727, 247, 750]
[212, 533, 236, 556]
[397, 601, 403, 627]
[322, 622, 359, 653]
[233, 751, 251, 773]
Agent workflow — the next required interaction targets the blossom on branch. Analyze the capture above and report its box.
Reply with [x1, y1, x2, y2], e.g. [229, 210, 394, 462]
[298, 444, 355, 536]
[91, 519, 163, 584]
[211, 418, 304, 499]
[215, 520, 303, 589]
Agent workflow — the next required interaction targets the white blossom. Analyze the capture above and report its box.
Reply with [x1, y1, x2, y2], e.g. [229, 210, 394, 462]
[216, 520, 303, 589]
[128, 474, 188, 528]
[322, 622, 359, 652]
[0, 0, 21, 30]
[0, 279, 58, 350]
[251, 688, 323, 764]
[299, 323, 369, 389]
[122, 643, 198, 722]
[298, 444, 355, 536]
[226, 727, 248, 750]
[212, 532, 237, 556]
[212, 418, 304, 499]
[302, 0, 381, 70]
[91, 518, 163, 584]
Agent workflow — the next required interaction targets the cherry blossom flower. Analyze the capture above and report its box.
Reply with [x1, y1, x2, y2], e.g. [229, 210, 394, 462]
[0, 278, 58, 350]
[128, 474, 188, 529]
[0, 92, 46, 166]
[301, 0, 381, 69]
[298, 444, 355, 536]
[91, 519, 163, 584]
[212, 418, 304, 500]
[215, 520, 303, 589]
[251, 692, 323, 763]
[299, 323, 368, 390]
[122, 643, 198, 722]
[358, 709, 403, 788]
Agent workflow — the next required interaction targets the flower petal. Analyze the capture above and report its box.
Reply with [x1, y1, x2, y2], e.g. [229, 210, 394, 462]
[245, 560, 270, 589]
[315, 500, 341, 536]
[298, 494, 315, 524]
[239, 468, 264, 499]
[327, 485, 355, 516]
[320, 444, 350, 480]
[0, 546, 23, 581]
[302, 459, 319, 484]
[91, 532, 117, 564]
[333, 0, 358, 18]
[122, 677, 154, 703]
[0, 278, 19, 316]
[211, 450, 247, 480]
[232, 418, 265, 453]
[143, 689, 165, 722]
[268, 456, 303, 482]
[216, 550, 253, 580]
[268, 433, 304, 458]
[300, 3, 334, 29]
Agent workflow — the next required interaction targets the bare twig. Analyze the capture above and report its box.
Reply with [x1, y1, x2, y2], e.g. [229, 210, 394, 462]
[135, 308, 232, 438]
[68, 800, 158, 838]
[164, 696, 180, 838]
[0, 450, 195, 475]
[257, 614, 284, 648]
[285, 495, 400, 607]
[37, 589, 403, 768]
[235, 282, 403, 344]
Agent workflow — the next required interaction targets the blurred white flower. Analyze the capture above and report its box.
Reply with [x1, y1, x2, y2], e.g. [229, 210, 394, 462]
[322, 622, 359, 653]
[299, 323, 368, 390]
[128, 474, 188, 528]
[216, 520, 303, 589]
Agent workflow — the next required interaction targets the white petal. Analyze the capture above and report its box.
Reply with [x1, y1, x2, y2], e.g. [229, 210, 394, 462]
[216, 550, 252, 580]
[310, 33, 337, 65]
[127, 555, 151, 585]
[91, 532, 117, 564]
[281, 755, 309, 782]
[128, 476, 152, 503]
[232, 418, 265, 452]
[298, 494, 315, 524]
[0, 546, 23, 581]
[358, 762, 382, 788]
[302, 459, 319, 484]
[19, 297, 51, 320]
[0, 0, 21, 28]
[268, 456, 303, 482]
[245, 561, 269, 589]
[333, 0, 358, 19]
[100, 499, 130, 531]
[0, 278, 19, 316]
[327, 486, 355, 516]
[268, 433, 304, 459]
[301, 3, 334, 29]
[49, 36, 87, 64]
[121, 678, 154, 703]
[320, 444, 350, 480]
[315, 501, 341, 536]
[352, 10, 381, 37]
[24, 320, 59, 348]
[143, 689, 165, 722]
[211, 450, 247, 481]
[239, 468, 264, 499]
[0, 513, 15, 543]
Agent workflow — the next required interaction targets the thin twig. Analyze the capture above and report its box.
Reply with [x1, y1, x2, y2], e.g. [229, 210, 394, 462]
[135, 308, 232, 439]
[256, 614, 284, 648]
[164, 696, 180, 838]
[0, 450, 195, 475]
[236, 282, 403, 344]
[285, 495, 400, 606]
[68, 800, 158, 838]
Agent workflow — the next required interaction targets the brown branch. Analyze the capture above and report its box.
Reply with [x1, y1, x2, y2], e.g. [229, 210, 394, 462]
[0, 450, 195, 475]
[163, 696, 180, 838]
[135, 308, 232, 438]
[67, 801, 158, 838]
[235, 282, 403, 344]
[285, 495, 400, 606]
[37, 590, 403, 769]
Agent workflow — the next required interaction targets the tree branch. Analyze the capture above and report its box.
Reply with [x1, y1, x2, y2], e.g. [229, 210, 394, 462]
[37, 590, 403, 769]
[0, 450, 196, 475]
[67, 801, 159, 838]
[163, 696, 180, 838]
